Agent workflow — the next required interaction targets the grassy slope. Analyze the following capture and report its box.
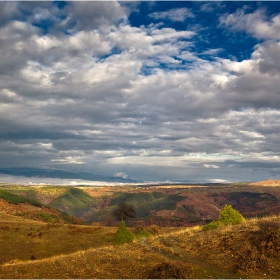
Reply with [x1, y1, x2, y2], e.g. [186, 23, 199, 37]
[2, 184, 280, 227]
[1, 213, 280, 278]
[0, 189, 42, 207]
[67, 186, 280, 226]
[0, 189, 71, 223]
[48, 188, 98, 217]
[87, 191, 187, 224]
[0, 212, 116, 265]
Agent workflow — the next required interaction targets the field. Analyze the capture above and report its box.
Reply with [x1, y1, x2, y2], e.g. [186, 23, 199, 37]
[1, 211, 280, 278]
[1, 181, 280, 278]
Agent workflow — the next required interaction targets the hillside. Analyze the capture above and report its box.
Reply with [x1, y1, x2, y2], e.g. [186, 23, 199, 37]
[249, 180, 280, 187]
[48, 188, 98, 219]
[83, 184, 280, 226]
[2, 183, 280, 226]
[0, 189, 71, 223]
[1, 214, 280, 278]
[0, 212, 117, 265]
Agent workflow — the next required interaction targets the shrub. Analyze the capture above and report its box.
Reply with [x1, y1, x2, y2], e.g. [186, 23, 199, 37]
[203, 204, 245, 231]
[218, 204, 245, 225]
[203, 220, 220, 231]
[114, 220, 135, 245]
[147, 261, 193, 279]
[136, 229, 153, 239]
[146, 224, 161, 235]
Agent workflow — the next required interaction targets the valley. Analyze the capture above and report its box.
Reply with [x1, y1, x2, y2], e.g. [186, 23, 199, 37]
[1, 181, 280, 227]
[1, 180, 280, 278]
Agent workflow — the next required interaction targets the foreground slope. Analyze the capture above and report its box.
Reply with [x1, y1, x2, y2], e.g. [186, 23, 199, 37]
[0, 212, 116, 265]
[1, 214, 280, 278]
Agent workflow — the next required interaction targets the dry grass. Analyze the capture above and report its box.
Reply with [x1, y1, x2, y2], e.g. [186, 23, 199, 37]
[1, 213, 280, 278]
[0, 212, 117, 265]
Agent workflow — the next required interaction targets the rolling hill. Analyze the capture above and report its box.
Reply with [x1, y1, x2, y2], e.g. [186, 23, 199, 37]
[0, 188, 71, 223]
[249, 179, 280, 187]
[2, 182, 280, 227]
[1, 212, 280, 278]
[1, 181, 280, 278]
[48, 187, 98, 218]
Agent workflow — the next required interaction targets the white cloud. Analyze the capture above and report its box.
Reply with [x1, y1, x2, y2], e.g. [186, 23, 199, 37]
[149, 8, 194, 22]
[51, 156, 85, 165]
[107, 153, 241, 168]
[114, 172, 128, 179]
[221, 8, 280, 39]
[1, 2, 280, 182]
[151, 28, 195, 42]
[204, 164, 220, 169]
[252, 41, 280, 75]
[200, 48, 223, 56]
[209, 179, 231, 183]
[65, 1, 129, 31]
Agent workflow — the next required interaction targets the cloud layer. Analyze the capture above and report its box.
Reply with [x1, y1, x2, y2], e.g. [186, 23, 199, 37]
[0, 2, 280, 182]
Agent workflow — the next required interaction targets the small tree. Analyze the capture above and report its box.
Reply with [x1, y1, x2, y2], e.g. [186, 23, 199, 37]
[114, 220, 135, 245]
[218, 204, 245, 225]
[112, 202, 136, 221]
[203, 204, 245, 231]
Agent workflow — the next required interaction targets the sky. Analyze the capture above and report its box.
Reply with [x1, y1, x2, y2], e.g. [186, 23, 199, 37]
[1, 1, 280, 184]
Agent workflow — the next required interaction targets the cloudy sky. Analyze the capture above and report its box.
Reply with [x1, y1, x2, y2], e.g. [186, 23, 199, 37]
[1, 1, 280, 184]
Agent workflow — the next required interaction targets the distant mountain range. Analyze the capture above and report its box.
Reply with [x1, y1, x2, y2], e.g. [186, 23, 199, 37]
[0, 167, 140, 183]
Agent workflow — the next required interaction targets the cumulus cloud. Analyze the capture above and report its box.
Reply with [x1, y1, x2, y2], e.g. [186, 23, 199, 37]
[0, 2, 20, 27]
[0, 2, 280, 182]
[220, 8, 280, 40]
[64, 1, 129, 32]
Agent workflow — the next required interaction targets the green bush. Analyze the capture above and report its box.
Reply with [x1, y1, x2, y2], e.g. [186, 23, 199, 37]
[114, 220, 135, 245]
[218, 204, 245, 225]
[136, 229, 153, 239]
[203, 220, 221, 231]
[203, 204, 245, 231]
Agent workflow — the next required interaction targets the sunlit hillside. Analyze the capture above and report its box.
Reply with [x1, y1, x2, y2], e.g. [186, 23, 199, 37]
[2, 182, 280, 227]
[1, 210, 280, 278]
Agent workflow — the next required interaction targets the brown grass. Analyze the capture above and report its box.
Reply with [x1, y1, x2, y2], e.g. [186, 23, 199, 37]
[1, 212, 280, 278]
[0, 212, 117, 265]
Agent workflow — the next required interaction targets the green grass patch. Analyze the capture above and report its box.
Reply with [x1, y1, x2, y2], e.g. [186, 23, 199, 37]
[177, 207, 201, 223]
[48, 188, 97, 217]
[0, 189, 42, 207]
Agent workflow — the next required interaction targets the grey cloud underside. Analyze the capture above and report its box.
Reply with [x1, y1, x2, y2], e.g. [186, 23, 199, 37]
[0, 167, 139, 183]
[0, 2, 280, 182]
